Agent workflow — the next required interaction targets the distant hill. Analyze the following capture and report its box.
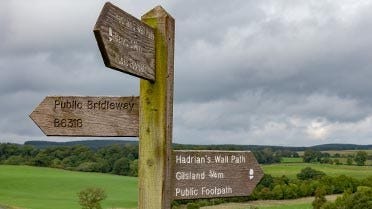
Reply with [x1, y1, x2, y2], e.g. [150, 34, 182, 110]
[310, 143, 372, 151]
[24, 140, 372, 151]
[24, 140, 138, 149]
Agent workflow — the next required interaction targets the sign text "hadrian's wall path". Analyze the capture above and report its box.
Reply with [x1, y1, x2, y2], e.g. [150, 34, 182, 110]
[30, 96, 139, 137]
[172, 150, 264, 200]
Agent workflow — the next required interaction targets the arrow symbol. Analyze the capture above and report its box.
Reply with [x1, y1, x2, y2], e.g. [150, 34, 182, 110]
[108, 27, 113, 42]
[249, 168, 254, 180]
[94, 2, 156, 81]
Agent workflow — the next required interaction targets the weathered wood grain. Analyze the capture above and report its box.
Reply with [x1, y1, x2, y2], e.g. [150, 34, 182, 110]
[139, 6, 175, 209]
[172, 150, 264, 200]
[30, 96, 139, 137]
[94, 2, 155, 81]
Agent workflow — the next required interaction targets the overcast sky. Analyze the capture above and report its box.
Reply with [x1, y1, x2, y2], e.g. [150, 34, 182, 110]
[1, 0, 372, 146]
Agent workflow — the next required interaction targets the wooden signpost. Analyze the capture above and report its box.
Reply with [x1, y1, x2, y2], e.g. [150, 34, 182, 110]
[94, 2, 155, 81]
[138, 6, 175, 209]
[30, 96, 139, 137]
[172, 150, 264, 199]
[30, 2, 264, 209]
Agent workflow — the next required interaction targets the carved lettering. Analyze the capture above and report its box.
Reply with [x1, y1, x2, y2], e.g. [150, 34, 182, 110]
[172, 151, 264, 200]
[30, 96, 139, 137]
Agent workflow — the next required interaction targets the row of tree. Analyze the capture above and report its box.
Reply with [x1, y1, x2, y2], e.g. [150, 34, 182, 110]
[302, 149, 369, 165]
[0, 143, 290, 176]
[0, 143, 139, 176]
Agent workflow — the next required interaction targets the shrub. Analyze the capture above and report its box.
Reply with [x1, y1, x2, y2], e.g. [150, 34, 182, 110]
[186, 203, 200, 209]
[312, 187, 327, 209]
[321, 186, 372, 209]
[297, 167, 325, 180]
[78, 187, 107, 209]
[4, 155, 24, 165]
[354, 151, 367, 166]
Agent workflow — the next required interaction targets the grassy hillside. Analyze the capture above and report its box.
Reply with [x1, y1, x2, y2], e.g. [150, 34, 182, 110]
[263, 163, 372, 179]
[0, 165, 137, 209]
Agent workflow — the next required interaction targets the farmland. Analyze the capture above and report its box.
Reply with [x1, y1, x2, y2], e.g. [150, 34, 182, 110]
[0, 160, 371, 209]
[297, 149, 372, 156]
[263, 163, 372, 179]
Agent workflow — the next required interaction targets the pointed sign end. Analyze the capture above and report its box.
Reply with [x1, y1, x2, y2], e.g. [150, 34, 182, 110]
[142, 5, 173, 20]
[29, 111, 49, 137]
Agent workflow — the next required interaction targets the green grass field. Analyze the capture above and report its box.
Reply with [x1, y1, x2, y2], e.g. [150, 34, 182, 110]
[0, 165, 137, 209]
[1, 163, 371, 209]
[263, 163, 372, 179]
[295, 150, 372, 166]
[297, 149, 372, 156]
[280, 157, 303, 163]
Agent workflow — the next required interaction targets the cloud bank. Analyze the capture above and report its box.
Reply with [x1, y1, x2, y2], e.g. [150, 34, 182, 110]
[1, 0, 372, 145]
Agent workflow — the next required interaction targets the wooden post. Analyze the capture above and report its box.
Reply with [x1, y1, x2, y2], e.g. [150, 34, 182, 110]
[139, 6, 175, 209]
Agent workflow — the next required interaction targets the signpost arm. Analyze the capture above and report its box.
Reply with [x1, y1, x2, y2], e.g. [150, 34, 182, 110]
[139, 6, 175, 209]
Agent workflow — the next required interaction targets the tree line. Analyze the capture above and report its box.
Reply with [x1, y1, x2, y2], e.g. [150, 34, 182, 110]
[0, 143, 295, 176]
[302, 149, 369, 166]
[0, 143, 138, 176]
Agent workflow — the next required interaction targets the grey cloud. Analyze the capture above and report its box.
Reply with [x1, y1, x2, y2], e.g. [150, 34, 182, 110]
[174, 1, 372, 104]
[2, 1, 372, 145]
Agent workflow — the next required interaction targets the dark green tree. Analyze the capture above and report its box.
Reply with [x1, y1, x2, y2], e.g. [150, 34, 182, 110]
[312, 187, 327, 209]
[354, 151, 367, 166]
[346, 156, 353, 165]
[297, 167, 325, 180]
[112, 157, 130, 176]
[129, 159, 138, 177]
[303, 149, 322, 163]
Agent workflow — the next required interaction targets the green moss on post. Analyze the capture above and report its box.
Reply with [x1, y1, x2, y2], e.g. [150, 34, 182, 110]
[139, 6, 175, 209]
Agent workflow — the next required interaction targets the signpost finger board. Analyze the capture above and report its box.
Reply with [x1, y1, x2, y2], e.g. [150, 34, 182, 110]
[94, 2, 156, 81]
[30, 96, 139, 137]
[173, 150, 264, 200]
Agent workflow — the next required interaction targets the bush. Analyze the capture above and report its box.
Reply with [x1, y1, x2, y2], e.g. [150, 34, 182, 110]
[321, 186, 372, 209]
[76, 162, 99, 172]
[186, 203, 200, 209]
[312, 187, 327, 209]
[78, 187, 107, 209]
[4, 155, 24, 165]
[354, 151, 367, 166]
[297, 167, 325, 180]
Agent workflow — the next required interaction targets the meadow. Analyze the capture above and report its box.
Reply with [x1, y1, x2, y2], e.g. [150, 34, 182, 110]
[297, 149, 372, 156]
[0, 165, 137, 209]
[262, 163, 372, 179]
[1, 162, 371, 209]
